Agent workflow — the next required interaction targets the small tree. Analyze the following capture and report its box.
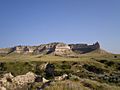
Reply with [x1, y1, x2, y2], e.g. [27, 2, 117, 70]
[45, 63, 55, 79]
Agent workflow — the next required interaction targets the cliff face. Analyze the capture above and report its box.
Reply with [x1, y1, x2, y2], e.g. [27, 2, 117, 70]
[0, 42, 100, 55]
[34, 43, 58, 54]
[0, 48, 14, 55]
[14, 46, 36, 54]
[54, 43, 73, 56]
[69, 42, 100, 54]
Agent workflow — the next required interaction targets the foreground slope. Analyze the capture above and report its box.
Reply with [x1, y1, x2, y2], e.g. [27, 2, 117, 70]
[0, 56, 120, 90]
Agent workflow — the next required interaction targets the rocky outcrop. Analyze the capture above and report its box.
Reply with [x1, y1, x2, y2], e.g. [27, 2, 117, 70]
[69, 42, 100, 54]
[0, 72, 36, 90]
[55, 74, 68, 81]
[54, 43, 73, 56]
[14, 46, 36, 54]
[34, 42, 58, 54]
[0, 49, 9, 54]
[0, 48, 14, 55]
[0, 42, 100, 55]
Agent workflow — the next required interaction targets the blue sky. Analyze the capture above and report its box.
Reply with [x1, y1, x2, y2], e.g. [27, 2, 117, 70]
[0, 0, 120, 53]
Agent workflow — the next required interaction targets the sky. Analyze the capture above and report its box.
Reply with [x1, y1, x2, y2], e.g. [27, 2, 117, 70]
[0, 0, 120, 54]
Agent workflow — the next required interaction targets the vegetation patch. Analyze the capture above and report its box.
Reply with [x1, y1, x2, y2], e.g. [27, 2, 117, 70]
[83, 64, 104, 74]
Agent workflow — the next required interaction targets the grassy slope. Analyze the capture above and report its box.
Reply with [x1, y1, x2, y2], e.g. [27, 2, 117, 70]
[0, 51, 118, 62]
[0, 52, 120, 90]
[44, 80, 120, 90]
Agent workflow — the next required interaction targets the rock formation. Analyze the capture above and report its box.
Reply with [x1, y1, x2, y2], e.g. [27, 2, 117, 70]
[54, 43, 73, 56]
[0, 42, 100, 56]
[55, 74, 68, 81]
[14, 46, 36, 54]
[69, 42, 100, 54]
[34, 42, 58, 54]
[0, 48, 14, 55]
[0, 72, 36, 90]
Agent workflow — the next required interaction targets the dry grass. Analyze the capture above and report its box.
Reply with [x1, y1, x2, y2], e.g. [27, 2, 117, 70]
[0, 52, 117, 62]
[44, 80, 89, 90]
[40, 79, 120, 90]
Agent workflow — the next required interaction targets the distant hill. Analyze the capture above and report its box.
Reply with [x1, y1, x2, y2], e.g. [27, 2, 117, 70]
[0, 42, 109, 56]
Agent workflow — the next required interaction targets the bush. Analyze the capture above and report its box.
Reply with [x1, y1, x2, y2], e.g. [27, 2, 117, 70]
[61, 64, 71, 69]
[83, 64, 104, 74]
[0, 62, 6, 71]
[99, 60, 108, 63]
[106, 61, 115, 66]
[45, 63, 55, 79]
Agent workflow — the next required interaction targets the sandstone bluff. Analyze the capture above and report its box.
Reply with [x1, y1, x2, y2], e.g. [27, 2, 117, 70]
[0, 42, 100, 56]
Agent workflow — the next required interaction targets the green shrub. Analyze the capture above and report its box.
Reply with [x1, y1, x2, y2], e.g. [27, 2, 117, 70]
[61, 64, 71, 69]
[83, 64, 104, 74]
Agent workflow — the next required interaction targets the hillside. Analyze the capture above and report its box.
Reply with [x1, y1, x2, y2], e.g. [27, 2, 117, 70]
[0, 56, 120, 90]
